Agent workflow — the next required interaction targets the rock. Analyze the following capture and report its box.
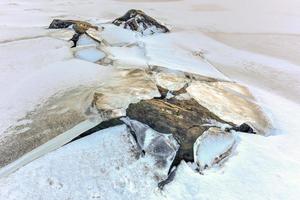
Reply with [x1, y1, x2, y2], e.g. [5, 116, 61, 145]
[112, 9, 170, 35]
[229, 123, 256, 134]
[49, 19, 100, 47]
[193, 127, 236, 171]
[49, 19, 74, 29]
[49, 19, 98, 32]
[126, 97, 232, 166]
[187, 82, 273, 135]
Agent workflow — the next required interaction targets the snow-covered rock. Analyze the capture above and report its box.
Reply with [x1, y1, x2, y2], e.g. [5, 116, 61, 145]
[194, 127, 236, 171]
[112, 9, 169, 35]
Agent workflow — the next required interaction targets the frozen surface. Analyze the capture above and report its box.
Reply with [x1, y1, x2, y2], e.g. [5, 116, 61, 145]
[193, 127, 236, 171]
[142, 35, 230, 80]
[0, 0, 300, 199]
[187, 81, 273, 135]
[101, 24, 138, 46]
[75, 47, 106, 62]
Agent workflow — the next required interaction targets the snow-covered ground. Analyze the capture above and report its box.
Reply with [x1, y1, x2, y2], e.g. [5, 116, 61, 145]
[0, 0, 300, 199]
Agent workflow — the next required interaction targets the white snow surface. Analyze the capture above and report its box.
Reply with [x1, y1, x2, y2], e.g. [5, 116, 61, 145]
[0, 125, 167, 200]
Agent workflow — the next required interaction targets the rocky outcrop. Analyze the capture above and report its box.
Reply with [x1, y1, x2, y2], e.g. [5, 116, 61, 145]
[126, 96, 232, 166]
[49, 19, 100, 47]
[112, 9, 170, 35]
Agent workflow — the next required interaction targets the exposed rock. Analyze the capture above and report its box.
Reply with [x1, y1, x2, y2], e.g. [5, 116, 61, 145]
[228, 123, 256, 134]
[193, 127, 236, 171]
[49, 19, 100, 47]
[49, 19, 74, 29]
[112, 9, 170, 35]
[126, 97, 232, 166]
[49, 19, 98, 33]
[187, 82, 273, 135]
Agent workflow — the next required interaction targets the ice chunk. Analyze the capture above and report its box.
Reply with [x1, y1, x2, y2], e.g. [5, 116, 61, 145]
[75, 48, 106, 62]
[194, 127, 236, 171]
[101, 24, 138, 46]
[187, 82, 273, 135]
[76, 34, 98, 46]
[122, 118, 179, 168]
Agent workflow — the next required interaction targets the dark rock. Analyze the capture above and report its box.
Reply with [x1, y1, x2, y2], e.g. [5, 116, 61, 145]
[49, 19, 74, 29]
[155, 84, 189, 100]
[126, 97, 232, 166]
[112, 9, 170, 34]
[49, 19, 99, 47]
[154, 85, 169, 99]
[68, 118, 124, 144]
[228, 123, 256, 134]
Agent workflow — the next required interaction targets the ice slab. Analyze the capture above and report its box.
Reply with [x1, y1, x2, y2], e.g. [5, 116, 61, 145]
[194, 127, 236, 171]
[75, 48, 106, 62]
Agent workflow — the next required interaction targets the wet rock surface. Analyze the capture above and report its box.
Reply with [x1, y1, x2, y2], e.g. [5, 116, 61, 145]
[112, 9, 170, 35]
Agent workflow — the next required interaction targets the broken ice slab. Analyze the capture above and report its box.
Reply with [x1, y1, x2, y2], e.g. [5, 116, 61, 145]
[187, 81, 273, 135]
[75, 48, 106, 62]
[122, 118, 179, 169]
[193, 127, 236, 171]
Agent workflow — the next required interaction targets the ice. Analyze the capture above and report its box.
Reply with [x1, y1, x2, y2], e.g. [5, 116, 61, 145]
[193, 127, 236, 171]
[76, 34, 99, 46]
[142, 34, 230, 81]
[106, 45, 148, 68]
[101, 24, 138, 46]
[187, 81, 273, 135]
[75, 48, 106, 62]
[122, 118, 179, 166]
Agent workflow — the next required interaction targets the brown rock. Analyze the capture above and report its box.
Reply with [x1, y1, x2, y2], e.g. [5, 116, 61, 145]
[126, 97, 232, 165]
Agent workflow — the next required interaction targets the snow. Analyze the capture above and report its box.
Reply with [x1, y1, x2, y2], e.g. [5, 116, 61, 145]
[0, 125, 169, 200]
[142, 34, 230, 80]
